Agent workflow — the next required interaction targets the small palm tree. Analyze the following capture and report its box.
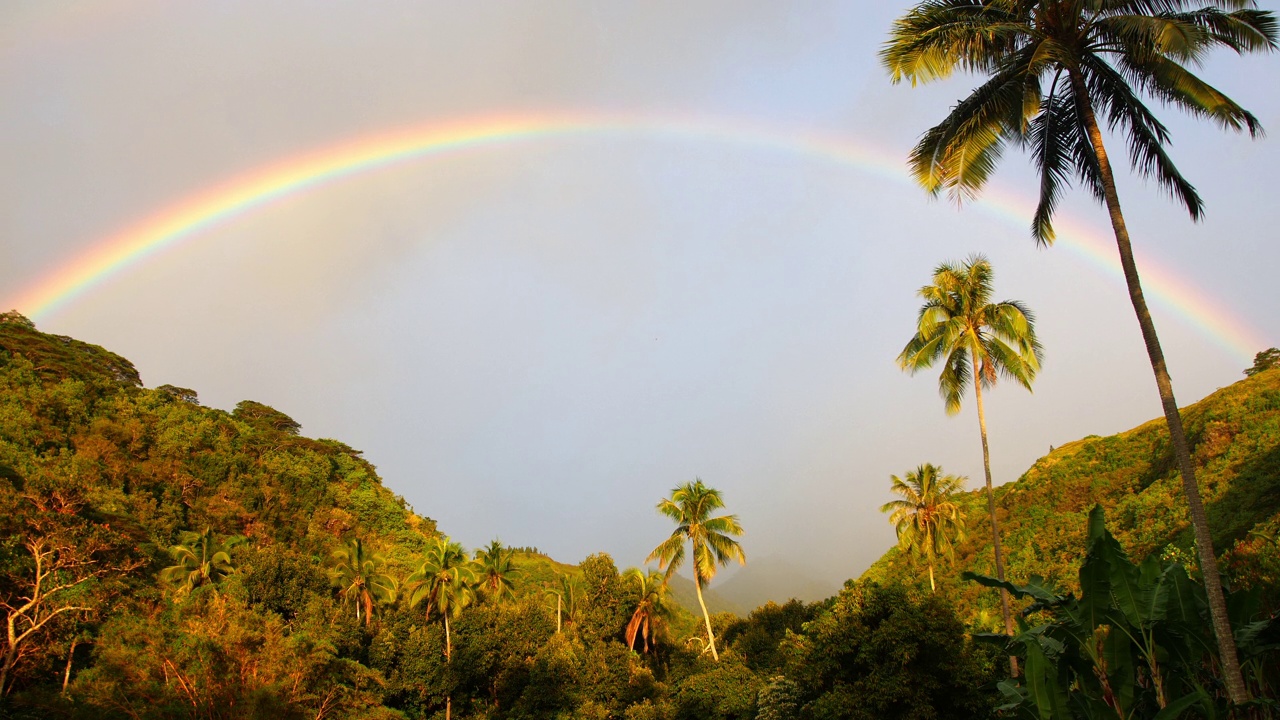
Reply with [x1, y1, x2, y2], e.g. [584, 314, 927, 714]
[159, 528, 243, 599]
[474, 539, 518, 603]
[646, 478, 745, 662]
[624, 567, 673, 654]
[543, 573, 583, 634]
[883, 1, 1275, 700]
[405, 536, 477, 720]
[898, 255, 1040, 653]
[404, 536, 478, 661]
[327, 538, 397, 627]
[880, 464, 967, 593]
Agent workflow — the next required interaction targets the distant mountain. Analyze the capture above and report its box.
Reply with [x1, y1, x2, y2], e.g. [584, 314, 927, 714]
[661, 558, 840, 617]
[665, 572, 745, 616]
[711, 556, 840, 610]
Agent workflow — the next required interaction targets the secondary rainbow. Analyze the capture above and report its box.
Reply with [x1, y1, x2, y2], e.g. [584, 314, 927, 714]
[6, 112, 1265, 362]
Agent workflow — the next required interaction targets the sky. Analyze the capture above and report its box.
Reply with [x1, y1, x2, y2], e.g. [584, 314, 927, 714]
[2, 1, 1278, 589]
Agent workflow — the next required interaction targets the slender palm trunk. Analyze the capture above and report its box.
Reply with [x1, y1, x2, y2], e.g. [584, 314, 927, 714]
[972, 347, 1017, 677]
[694, 575, 720, 662]
[445, 613, 452, 720]
[556, 594, 562, 633]
[1070, 70, 1247, 705]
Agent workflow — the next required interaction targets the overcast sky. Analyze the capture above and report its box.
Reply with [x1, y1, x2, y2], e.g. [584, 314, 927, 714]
[3, 1, 1278, 587]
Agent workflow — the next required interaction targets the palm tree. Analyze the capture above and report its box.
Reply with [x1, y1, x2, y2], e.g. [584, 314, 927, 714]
[646, 479, 745, 662]
[327, 538, 397, 627]
[404, 536, 477, 720]
[405, 537, 478, 661]
[543, 573, 583, 634]
[880, 464, 967, 593]
[474, 539, 518, 603]
[882, 1, 1275, 701]
[624, 568, 673, 654]
[159, 528, 243, 599]
[897, 255, 1040, 670]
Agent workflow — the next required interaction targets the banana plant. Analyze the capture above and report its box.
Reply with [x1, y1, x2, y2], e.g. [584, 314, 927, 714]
[966, 506, 1278, 719]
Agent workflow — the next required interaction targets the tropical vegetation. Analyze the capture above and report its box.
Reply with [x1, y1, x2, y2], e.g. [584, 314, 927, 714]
[2, 3, 1279, 715]
[883, 0, 1278, 702]
[898, 255, 1041, 661]
[880, 464, 966, 592]
[646, 478, 747, 662]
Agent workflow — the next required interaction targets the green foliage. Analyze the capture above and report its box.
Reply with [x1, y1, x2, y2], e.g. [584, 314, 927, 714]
[671, 657, 760, 720]
[159, 527, 244, 599]
[756, 676, 802, 720]
[328, 538, 398, 627]
[864, 369, 1280, 626]
[241, 543, 330, 620]
[70, 591, 396, 719]
[880, 464, 967, 591]
[232, 400, 301, 435]
[970, 506, 1280, 717]
[787, 582, 994, 720]
[721, 600, 819, 676]
[1247, 348, 1280, 377]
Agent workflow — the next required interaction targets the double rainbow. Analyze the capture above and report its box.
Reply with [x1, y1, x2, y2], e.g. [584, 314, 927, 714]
[4, 113, 1265, 362]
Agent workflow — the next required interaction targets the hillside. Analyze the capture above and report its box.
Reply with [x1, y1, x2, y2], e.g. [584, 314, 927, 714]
[862, 365, 1280, 625]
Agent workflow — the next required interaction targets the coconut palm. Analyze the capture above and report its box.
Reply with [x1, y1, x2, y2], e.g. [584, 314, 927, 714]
[880, 464, 967, 593]
[404, 537, 477, 661]
[897, 255, 1040, 668]
[624, 568, 674, 654]
[327, 538, 397, 627]
[543, 573, 583, 634]
[159, 528, 244, 599]
[474, 539, 518, 603]
[404, 536, 477, 720]
[646, 479, 745, 662]
[882, 1, 1275, 700]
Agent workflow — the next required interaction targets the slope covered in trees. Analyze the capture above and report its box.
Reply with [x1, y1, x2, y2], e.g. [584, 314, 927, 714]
[1, 314, 1008, 719]
[864, 365, 1280, 624]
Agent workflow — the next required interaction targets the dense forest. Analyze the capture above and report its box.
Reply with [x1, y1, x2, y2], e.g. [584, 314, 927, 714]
[2, 303, 1278, 720]
[0, 313, 1003, 719]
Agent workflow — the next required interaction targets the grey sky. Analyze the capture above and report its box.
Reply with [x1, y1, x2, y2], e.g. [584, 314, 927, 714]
[3, 1, 1278, 587]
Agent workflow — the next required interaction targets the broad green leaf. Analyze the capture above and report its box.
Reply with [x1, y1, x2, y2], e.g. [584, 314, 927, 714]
[1152, 689, 1209, 720]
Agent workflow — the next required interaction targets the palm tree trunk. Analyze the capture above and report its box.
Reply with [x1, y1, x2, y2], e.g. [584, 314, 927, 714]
[693, 575, 720, 662]
[1070, 70, 1247, 705]
[445, 613, 452, 720]
[972, 346, 1017, 677]
[556, 594, 562, 634]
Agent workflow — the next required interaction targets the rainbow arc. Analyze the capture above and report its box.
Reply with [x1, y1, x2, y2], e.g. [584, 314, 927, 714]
[4, 113, 1264, 362]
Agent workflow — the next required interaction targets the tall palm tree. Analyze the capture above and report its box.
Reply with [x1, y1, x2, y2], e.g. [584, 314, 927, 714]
[897, 255, 1040, 669]
[474, 539, 518, 603]
[624, 568, 674, 654]
[646, 479, 745, 662]
[880, 464, 967, 593]
[159, 528, 243, 599]
[882, 1, 1275, 701]
[404, 536, 477, 720]
[327, 538, 397, 627]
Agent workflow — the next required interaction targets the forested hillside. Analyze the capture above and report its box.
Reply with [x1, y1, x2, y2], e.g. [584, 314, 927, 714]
[3, 313, 1277, 719]
[0, 313, 1005, 719]
[863, 364, 1280, 624]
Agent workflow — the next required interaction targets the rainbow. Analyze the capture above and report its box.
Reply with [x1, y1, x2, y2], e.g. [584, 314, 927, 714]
[5, 112, 1266, 362]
